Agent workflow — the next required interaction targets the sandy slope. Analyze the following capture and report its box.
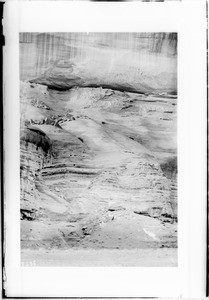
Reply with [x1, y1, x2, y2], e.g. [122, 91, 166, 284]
[21, 248, 177, 267]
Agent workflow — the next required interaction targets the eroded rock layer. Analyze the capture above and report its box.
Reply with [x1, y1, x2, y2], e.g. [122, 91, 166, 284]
[20, 32, 177, 253]
[20, 81, 177, 250]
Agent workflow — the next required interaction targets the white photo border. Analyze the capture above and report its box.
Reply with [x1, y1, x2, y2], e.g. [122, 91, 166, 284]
[3, 0, 207, 297]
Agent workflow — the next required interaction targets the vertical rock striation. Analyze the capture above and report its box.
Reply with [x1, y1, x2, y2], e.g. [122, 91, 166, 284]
[20, 33, 177, 93]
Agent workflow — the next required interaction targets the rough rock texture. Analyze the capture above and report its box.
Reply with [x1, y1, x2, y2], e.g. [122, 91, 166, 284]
[20, 33, 177, 262]
[20, 82, 177, 251]
[20, 127, 52, 216]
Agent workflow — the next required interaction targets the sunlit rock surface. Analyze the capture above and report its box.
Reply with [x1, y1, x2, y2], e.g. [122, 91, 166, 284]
[20, 33, 177, 94]
[20, 33, 177, 265]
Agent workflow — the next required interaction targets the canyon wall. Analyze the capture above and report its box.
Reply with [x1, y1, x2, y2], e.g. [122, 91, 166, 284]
[20, 32, 177, 94]
[20, 33, 177, 256]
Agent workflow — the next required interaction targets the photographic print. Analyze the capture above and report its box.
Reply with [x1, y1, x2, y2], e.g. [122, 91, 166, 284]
[20, 32, 177, 267]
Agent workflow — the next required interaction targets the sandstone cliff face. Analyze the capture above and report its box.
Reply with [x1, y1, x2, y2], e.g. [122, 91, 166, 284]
[20, 33, 177, 253]
[20, 33, 177, 93]
[20, 127, 52, 219]
[20, 82, 177, 250]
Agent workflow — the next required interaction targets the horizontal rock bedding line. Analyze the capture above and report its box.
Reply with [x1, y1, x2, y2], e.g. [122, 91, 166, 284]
[20, 80, 177, 251]
[30, 80, 177, 96]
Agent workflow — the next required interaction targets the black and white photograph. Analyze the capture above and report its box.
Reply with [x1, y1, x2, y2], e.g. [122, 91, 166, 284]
[20, 32, 177, 267]
[3, 0, 207, 297]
